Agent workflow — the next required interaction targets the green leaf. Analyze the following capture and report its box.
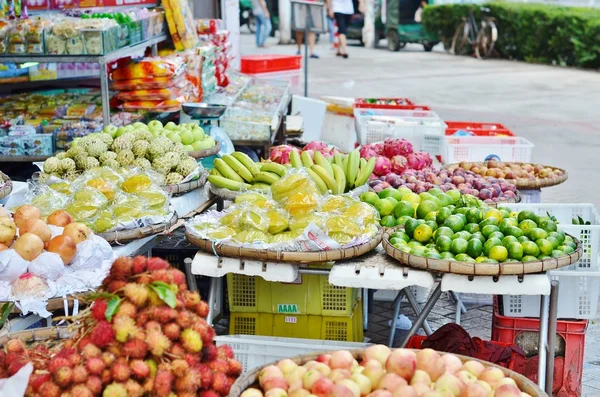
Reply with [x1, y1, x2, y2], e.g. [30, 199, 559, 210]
[105, 298, 122, 322]
[579, 216, 585, 225]
[0, 302, 13, 328]
[149, 282, 177, 309]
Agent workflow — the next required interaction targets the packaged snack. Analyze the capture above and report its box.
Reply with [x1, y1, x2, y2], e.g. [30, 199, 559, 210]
[0, 22, 11, 40]
[8, 21, 27, 44]
[110, 73, 186, 91]
[115, 88, 184, 101]
[8, 44, 26, 54]
[163, 0, 198, 51]
[121, 99, 182, 113]
[111, 57, 184, 80]
[26, 42, 44, 54]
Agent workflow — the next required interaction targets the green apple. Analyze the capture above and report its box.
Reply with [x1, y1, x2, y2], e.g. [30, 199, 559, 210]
[147, 120, 163, 132]
[151, 129, 162, 138]
[71, 137, 81, 147]
[103, 125, 118, 137]
[132, 122, 148, 131]
[192, 128, 205, 142]
[116, 127, 128, 137]
[205, 137, 216, 147]
[183, 145, 194, 152]
[192, 140, 215, 150]
[164, 121, 177, 131]
[167, 132, 182, 144]
[360, 192, 379, 205]
[179, 130, 194, 145]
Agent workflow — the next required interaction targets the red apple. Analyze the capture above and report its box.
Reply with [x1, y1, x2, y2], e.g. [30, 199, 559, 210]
[278, 359, 299, 376]
[311, 377, 334, 397]
[350, 373, 372, 396]
[336, 379, 360, 397]
[263, 378, 289, 392]
[363, 345, 391, 366]
[329, 369, 351, 382]
[265, 389, 288, 397]
[461, 361, 485, 378]
[286, 367, 308, 385]
[434, 373, 465, 396]
[327, 384, 355, 397]
[302, 370, 324, 390]
[392, 385, 418, 397]
[362, 359, 383, 370]
[493, 384, 521, 397]
[410, 370, 432, 386]
[478, 368, 504, 388]
[241, 389, 265, 397]
[416, 349, 446, 382]
[385, 348, 417, 381]
[441, 354, 463, 374]
[330, 351, 354, 371]
[316, 354, 331, 365]
[260, 366, 285, 388]
[377, 373, 407, 391]
[365, 391, 392, 397]
[289, 389, 311, 397]
[314, 363, 331, 377]
[362, 367, 385, 389]
[456, 371, 478, 385]
[459, 382, 489, 397]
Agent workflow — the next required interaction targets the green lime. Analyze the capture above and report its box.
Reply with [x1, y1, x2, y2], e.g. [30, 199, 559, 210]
[470, 232, 486, 244]
[483, 208, 504, 221]
[405, 218, 424, 239]
[453, 231, 472, 241]
[446, 190, 461, 203]
[454, 207, 469, 215]
[455, 253, 475, 262]
[539, 255, 552, 260]
[444, 215, 465, 233]
[549, 231, 565, 244]
[436, 207, 453, 225]
[440, 251, 455, 260]
[424, 212, 438, 223]
[483, 238, 502, 256]
[436, 236, 453, 252]
[528, 228, 548, 241]
[558, 245, 575, 254]
[481, 225, 500, 238]
[546, 236, 560, 249]
[552, 249, 564, 257]
[456, 213, 468, 225]
[416, 200, 439, 220]
[522, 255, 538, 262]
[500, 209, 510, 219]
[424, 251, 442, 259]
[424, 220, 438, 231]
[390, 237, 407, 246]
[393, 201, 415, 218]
[499, 218, 518, 233]
[384, 197, 399, 207]
[522, 241, 540, 257]
[374, 199, 395, 216]
[397, 245, 412, 253]
[414, 224, 433, 243]
[518, 236, 530, 243]
[435, 226, 454, 240]
[536, 239, 553, 256]
[419, 192, 436, 202]
[489, 245, 508, 262]
[480, 217, 499, 228]
[426, 243, 437, 250]
[379, 188, 403, 200]
[488, 231, 505, 241]
[410, 247, 426, 256]
[464, 223, 480, 234]
[519, 219, 538, 235]
[507, 242, 524, 260]
[466, 208, 483, 224]
[540, 219, 558, 233]
[502, 235, 519, 247]
[408, 241, 423, 248]
[428, 188, 443, 197]
[397, 187, 412, 199]
[535, 214, 551, 225]
[391, 231, 411, 243]
[395, 216, 412, 226]
[506, 226, 524, 238]
[467, 239, 483, 258]
[380, 215, 396, 227]
[518, 210, 537, 223]
[451, 238, 469, 255]
[475, 256, 489, 263]
[438, 193, 454, 207]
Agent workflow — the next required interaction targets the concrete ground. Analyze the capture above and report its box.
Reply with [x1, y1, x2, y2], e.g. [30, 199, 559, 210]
[238, 34, 600, 395]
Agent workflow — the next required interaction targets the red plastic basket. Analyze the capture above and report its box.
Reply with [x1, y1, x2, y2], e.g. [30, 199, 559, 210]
[492, 299, 588, 397]
[445, 121, 515, 137]
[354, 97, 428, 110]
[240, 55, 302, 74]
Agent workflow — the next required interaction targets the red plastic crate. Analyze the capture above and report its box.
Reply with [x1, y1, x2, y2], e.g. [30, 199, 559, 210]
[493, 299, 588, 397]
[240, 55, 301, 74]
[445, 121, 515, 137]
[354, 97, 429, 110]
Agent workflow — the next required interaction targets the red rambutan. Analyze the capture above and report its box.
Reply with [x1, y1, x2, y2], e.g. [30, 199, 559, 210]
[147, 257, 169, 271]
[146, 328, 171, 356]
[218, 344, 235, 360]
[72, 365, 88, 383]
[169, 343, 186, 358]
[212, 371, 232, 395]
[68, 353, 82, 366]
[48, 356, 72, 374]
[145, 320, 162, 332]
[8, 355, 29, 376]
[110, 256, 133, 280]
[29, 370, 51, 391]
[103, 382, 127, 396]
[38, 381, 61, 397]
[53, 366, 73, 388]
[6, 339, 25, 353]
[174, 371, 201, 393]
[171, 359, 189, 374]
[130, 359, 150, 379]
[113, 316, 138, 343]
[101, 352, 115, 366]
[77, 336, 92, 351]
[124, 283, 149, 308]
[168, 268, 187, 288]
[124, 379, 144, 397]
[197, 364, 213, 389]
[176, 311, 194, 329]
[154, 366, 174, 395]
[85, 357, 105, 375]
[184, 353, 201, 369]
[90, 321, 115, 348]
[163, 322, 181, 340]
[123, 338, 148, 359]
[101, 368, 112, 384]
[181, 290, 200, 309]
[199, 391, 220, 397]
[142, 378, 154, 394]
[208, 359, 230, 374]
[228, 358, 243, 376]
[115, 300, 137, 318]
[181, 329, 203, 353]
[202, 344, 218, 363]
[71, 384, 94, 397]
[107, 279, 127, 293]
[86, 376, 103, 396]
[90, 299, 108, 322]
[81, 343, 101, 359]
[132, 256, 148, 273]
[150, 305, 179, 323]
[138, 273, 154, 285]
[111, 360, 131, 382]
[195, 300, 210, 318]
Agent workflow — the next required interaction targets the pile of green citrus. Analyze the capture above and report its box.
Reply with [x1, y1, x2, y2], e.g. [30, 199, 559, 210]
[388, 207, 577, 263]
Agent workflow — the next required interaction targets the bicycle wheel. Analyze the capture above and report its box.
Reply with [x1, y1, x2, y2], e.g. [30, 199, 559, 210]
[450, 22, 472, 56]
[475, 20, 497, 59]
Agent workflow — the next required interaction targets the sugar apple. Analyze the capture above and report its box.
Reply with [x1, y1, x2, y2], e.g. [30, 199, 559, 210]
[59, 158, 76, 173]
[132, 140, 150, 158]
[96, 133, 114, 146]
[43, 157, 60, 173]
[85, 139, 108, 158]
[55, 152, 67, 160]
[111, 137, 133, 153]
[99, 151, 117, 164]
[133, 157, 152, 170]
[152, 157, 172, 175]
[63, 170, 81, 181]
[148, 137, 172, 159]
[75, 153, 89, 169]
[134, 129, 153, 142]
[38, 172, 52, 183]
[66, 146, 86, 159]
[172, 142, 187, 159]
[121, 132, 136, 142]
[83, 157, 100, 170]
[162, 152, 180, 169]
[176, 158, 198, 177]
[165, 172, 184, 185]
[117, 150, 135, 166]
[103, 159, 120, 169]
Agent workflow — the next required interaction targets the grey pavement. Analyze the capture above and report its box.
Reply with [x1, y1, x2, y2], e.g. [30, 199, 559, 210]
[238, 33, 600, 395]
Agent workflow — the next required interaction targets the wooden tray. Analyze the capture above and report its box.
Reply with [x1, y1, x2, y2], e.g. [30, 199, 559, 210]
[164, 170, 208, 196]
[185, 228, 383, 264]
[229, 349, 546, 397]
[189, 142, 220, 159]
[0, 326, 73, 346]
[0, 293, 91, 314]
[445, 162, 568, 190]
[0, 171, 12, 200]
[98, 212, 178, 245]
[383, 227, 582, 276]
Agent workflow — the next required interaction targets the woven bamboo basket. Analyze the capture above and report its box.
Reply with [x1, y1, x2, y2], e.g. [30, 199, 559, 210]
[164, 170, 208, 196]
[445, 162, 568, 190]
[0, 326, 74, 347]
[185, 228, 383, 263]
[98, 212, 178, 245]
[0, 293, 91, 314]
[229, 349, 546, 397]
[383, 227, 582, 276]
[367, 186, 521, 207]
[189, 142, 221, 159]
[0, 171, 12, 200]
[208, 182, 243, 201]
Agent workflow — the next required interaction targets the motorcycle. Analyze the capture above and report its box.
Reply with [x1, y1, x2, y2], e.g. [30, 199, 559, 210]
[240, 0, 256, 33]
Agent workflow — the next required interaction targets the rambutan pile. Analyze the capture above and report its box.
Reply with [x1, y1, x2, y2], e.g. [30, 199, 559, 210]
[0, 256, 242, 396]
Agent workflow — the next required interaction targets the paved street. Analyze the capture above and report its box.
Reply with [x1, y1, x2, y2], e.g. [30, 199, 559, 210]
[238, 33, 600, 395]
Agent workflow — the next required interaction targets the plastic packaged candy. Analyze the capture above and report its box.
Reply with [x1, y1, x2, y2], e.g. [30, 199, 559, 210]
[111, 57, 184, 80]
[115, 88, 184, 102]
[110, 73, 186, 91]
[121, 99, 182, 113]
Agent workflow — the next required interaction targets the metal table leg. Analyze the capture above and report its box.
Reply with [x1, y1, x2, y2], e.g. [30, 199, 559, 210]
[404, 288, 433, 336]
[537, 293, 550, 389]
[388, 289, 406, 347]
[362, 288, 369, 330]
[206, 276, 220, 326]
[546, 280, 559, 396]
[184, 258, 199, 293]
[399, 284, 443, 348]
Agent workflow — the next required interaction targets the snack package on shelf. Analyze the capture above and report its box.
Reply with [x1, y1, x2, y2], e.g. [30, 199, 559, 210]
[163, 0, 198, 50]
[110, 73, 187, 91]
[110, 57, 184, 80]
[121, 99, 183, 113]
[196, 18, 222, 34]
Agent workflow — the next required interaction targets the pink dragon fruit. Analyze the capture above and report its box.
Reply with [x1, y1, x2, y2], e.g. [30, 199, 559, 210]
[383, 138, 414, 158]
[407, 152, 433, 170]
[303, 141, 329, 153]
[390, 155, 408, 174]
[269, 145, 298, 164]
[373, 156, 392, 176]
[359, 145, 380, 160]
[328, 147, 341, 157]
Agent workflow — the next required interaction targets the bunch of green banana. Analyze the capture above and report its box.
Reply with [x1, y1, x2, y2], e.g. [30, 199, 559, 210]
[208, 152, 288, 191]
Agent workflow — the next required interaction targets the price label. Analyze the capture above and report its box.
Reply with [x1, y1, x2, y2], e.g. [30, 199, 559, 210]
[284, 316, 297, 324]
[30, 69, 57, 81]
[26, 0, 49, 10]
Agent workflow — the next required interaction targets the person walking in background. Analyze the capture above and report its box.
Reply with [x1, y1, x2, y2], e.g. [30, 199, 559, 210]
[252, 0, 272, 47]
[328, 0, 353, 58]
[296, 31, 319, 58]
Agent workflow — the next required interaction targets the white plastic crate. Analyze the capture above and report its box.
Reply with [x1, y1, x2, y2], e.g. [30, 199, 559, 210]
[443, 136, 534, 164]
[215, 335, 369, 372]
[519, 189, 542, 204]
[354, 108, 446, 157]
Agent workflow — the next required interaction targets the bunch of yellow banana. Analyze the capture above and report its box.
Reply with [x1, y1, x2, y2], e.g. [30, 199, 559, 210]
[208, 152, 288, 191]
